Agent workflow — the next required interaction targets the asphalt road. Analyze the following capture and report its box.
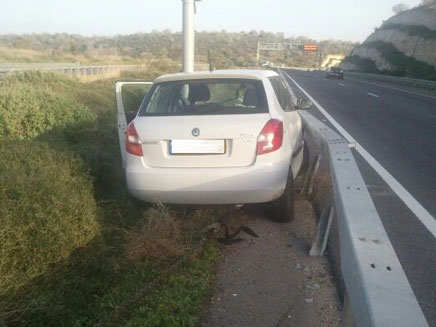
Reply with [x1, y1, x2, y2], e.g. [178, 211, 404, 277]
[283, 69, 436, 326]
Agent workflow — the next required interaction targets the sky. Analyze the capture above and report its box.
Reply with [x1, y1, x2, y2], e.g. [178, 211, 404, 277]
[0, 0, 422, 42]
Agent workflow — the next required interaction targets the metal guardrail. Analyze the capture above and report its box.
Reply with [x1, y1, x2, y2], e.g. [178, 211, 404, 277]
[0, 62, 80, 69]
[299, 110, 429, 327]
[346, 71, 436, 91]
[0, 63, 141, 78]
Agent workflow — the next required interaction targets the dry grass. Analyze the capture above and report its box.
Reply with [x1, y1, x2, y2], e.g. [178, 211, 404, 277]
[126, 204, 223, 262]
[0, 46, 53, 62]
[0, 46, 142, 65]
[126, 205, 184, 260]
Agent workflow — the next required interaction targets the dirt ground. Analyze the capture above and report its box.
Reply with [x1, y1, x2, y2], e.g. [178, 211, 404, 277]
[200, 194, 341, 327]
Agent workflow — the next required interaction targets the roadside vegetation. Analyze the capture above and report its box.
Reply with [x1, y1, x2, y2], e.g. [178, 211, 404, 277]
[345, 41, 436, 80]
[364, 41, 436, 80]
[343, 55, 381, 74]
[378, 23, 436, 40]
[0, 69, 222, 326]
[0, 32, 357, 68]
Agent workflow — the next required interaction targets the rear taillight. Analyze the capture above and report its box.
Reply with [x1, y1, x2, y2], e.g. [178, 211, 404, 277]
[126, 122, 143, 156]
[256, 119, 283, 155]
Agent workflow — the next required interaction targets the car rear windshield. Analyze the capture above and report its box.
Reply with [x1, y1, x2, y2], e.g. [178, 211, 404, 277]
[138, 79, 268, 116]
[331, 67, 342, 72]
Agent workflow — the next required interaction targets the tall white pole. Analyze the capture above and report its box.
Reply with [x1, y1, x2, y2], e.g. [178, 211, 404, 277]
[182, 0, 195, 73]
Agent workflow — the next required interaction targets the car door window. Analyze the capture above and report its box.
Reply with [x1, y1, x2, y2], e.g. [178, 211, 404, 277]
[269, 76, 294, 112]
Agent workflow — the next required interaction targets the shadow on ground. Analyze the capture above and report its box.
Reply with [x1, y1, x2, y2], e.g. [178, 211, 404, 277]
[200, 192, 341, 327]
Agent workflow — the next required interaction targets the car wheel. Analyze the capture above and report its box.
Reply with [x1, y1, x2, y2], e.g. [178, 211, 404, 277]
[271, 168, 295, 223]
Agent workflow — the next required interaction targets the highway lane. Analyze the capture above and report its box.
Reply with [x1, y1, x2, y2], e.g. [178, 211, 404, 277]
[287, 70, 436, 218]
[283, 69, 436, 325]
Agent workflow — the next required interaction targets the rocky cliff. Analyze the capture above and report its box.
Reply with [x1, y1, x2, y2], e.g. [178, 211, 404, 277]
[342, 4, 436, 80]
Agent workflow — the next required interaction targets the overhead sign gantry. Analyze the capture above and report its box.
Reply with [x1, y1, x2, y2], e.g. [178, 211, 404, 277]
[256, 42, 320, 61]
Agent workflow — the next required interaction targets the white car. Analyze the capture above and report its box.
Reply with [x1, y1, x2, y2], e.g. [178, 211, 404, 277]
[115, 70, 309, 222]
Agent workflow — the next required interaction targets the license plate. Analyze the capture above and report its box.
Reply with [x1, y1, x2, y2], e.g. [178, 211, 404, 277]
[170, 139, 225, 154]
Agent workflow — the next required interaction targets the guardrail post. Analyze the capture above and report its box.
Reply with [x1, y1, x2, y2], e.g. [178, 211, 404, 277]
[341, 292, 356, 327]
[307, 154, 321, 196]
[310, 206, 334, 256]
[301, 153, 320, 195]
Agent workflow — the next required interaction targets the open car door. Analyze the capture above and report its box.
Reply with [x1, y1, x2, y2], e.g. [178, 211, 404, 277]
[115, 81, 153, 168]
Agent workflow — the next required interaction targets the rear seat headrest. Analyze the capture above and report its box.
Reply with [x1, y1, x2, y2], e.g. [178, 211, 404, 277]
[188, 84, 211, 103]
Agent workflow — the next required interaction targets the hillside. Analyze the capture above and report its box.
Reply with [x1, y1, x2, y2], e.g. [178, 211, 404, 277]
[0, 32, 357, 69]
[342, 4, 436, 80]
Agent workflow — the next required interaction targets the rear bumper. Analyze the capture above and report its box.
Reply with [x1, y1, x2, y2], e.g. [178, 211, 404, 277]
[126, 153, 290, 204]
[326, 73, 344, 79]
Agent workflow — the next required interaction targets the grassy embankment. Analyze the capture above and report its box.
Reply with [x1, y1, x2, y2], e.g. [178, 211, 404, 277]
[0, 46, 143, 65]
[0, 67, 222, 326]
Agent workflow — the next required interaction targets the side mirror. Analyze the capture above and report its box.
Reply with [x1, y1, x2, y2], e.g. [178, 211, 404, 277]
[297, 99, 313, 110]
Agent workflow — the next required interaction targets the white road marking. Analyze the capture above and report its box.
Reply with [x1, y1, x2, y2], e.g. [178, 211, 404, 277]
[278, 70, 298, 105]
[368, 92, 380, 98]
[282, 70, 436, 240]
[347, 77, 436, 100]
[339, 83, 345, 87]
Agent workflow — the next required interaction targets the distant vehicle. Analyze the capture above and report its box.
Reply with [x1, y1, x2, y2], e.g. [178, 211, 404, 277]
[326, 66, 344, 79]
[260, 60, 270, 67]
[117, 70, 312, 222]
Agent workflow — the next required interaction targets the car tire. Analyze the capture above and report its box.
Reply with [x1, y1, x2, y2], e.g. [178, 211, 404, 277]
[271, 168, 295, 223]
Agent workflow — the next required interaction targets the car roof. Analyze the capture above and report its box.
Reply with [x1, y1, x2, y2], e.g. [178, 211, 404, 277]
[154, 69, 279, 83]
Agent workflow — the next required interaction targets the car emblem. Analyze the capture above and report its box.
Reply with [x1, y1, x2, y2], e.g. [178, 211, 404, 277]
[192, 128, 200, 137]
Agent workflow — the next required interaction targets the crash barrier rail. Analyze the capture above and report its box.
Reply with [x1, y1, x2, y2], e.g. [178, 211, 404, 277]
[346, 71, 436, 91]
[0, 63, 141, 78]
[0, 62, 80, 69]
[268, 65, 317, 71]
[299, 110, 429, 327]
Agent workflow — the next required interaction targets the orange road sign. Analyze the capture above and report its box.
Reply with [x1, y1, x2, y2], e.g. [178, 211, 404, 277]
[303, 44, 318, 52]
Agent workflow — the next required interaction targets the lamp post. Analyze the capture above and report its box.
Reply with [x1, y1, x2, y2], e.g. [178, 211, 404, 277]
[182, 0, 201, 73]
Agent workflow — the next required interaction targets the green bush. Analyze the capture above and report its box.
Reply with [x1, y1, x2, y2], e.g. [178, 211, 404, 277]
[343, 55, 380, 74]
[380, 23, 436, 41]
[0, 71, 96, 139]
[0, 140, 99, 301]
[0, 70, 220, 326]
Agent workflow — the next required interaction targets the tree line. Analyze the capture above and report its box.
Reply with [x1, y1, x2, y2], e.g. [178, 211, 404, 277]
[0, 31, 358, 68]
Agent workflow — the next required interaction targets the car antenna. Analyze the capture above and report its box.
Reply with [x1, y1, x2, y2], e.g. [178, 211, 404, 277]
[208, 49, 214, 72]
